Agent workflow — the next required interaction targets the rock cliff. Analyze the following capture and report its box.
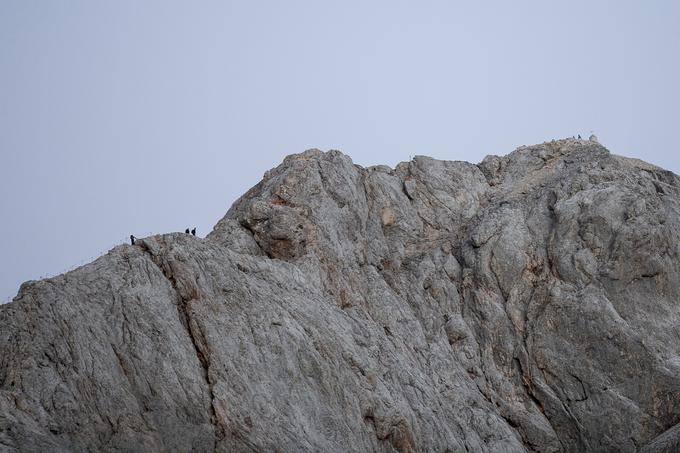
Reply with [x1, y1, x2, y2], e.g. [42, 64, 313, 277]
[1, 138, 680, 452]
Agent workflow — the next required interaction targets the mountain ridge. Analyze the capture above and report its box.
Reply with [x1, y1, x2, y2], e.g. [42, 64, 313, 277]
[2, 138, 680, 452]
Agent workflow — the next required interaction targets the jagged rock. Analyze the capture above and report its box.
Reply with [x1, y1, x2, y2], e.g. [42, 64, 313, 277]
[1, 139, 679, 452]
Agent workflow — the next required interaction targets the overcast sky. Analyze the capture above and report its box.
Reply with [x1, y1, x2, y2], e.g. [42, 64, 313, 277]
[1, 1, 679, 302]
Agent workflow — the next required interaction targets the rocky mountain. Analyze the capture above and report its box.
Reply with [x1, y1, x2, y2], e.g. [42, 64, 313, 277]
[1, 138, 680, 452]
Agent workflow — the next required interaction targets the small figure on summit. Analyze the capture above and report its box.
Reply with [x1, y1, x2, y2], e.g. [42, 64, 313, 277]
[578, 134, 582, 139]
[130, 235, 136, 245]
[191, 227, 196, 236]
[185, 228, 190, 234]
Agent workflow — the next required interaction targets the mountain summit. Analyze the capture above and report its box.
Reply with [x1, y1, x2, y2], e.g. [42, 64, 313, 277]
[2, 139, 680, 452]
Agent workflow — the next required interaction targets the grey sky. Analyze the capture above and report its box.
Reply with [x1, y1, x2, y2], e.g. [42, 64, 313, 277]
[1, 1, 679, 302]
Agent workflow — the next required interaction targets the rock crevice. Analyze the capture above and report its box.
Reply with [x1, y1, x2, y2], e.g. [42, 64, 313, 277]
[136, 237, 226, 445]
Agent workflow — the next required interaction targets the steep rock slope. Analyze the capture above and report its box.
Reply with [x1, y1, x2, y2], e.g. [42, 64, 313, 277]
[1, 139, 679, 452]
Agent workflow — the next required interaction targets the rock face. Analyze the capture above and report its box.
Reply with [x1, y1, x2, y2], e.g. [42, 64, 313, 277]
[2, 139, 680, 452]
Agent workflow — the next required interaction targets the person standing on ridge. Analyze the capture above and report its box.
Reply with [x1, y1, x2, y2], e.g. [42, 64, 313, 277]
[185, 228, 190, 234]
[130, 235, 136, 245]
[191, 227, 196, 236]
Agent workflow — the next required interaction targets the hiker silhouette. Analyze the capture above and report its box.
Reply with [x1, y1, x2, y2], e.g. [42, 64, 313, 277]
[191, 227, 196, 236]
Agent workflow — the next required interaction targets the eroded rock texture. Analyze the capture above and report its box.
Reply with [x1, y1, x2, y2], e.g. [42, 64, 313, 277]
[1, 139, 680, 452]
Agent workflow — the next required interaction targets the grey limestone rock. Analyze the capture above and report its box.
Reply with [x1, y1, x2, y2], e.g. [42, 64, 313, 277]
[1, 139, 680, 452]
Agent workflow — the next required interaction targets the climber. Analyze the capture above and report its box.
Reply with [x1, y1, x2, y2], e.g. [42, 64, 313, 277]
[578, 134, 582, 139]
[185, 228, 190, 234]
[191, 227, 196, 236]
[130, 235, 136, 245]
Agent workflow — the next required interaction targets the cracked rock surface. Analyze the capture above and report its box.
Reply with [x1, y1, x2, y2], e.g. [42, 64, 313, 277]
[2, 139, 680, 452]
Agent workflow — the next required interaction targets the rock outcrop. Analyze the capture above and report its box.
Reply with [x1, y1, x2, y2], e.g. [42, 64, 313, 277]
[1, 138, 679, 452]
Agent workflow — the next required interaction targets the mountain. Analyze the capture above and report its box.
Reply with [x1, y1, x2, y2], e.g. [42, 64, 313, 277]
[1, 138, 679, 452]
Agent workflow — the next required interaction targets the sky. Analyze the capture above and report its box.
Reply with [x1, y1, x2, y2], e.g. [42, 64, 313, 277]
[1, 1, 679, 302]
